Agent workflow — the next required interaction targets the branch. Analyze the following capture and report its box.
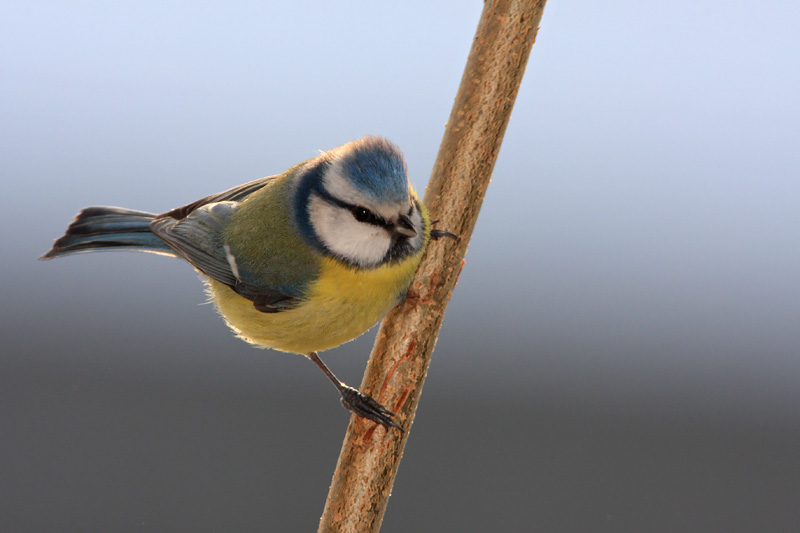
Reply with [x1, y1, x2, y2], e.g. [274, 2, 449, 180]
[319, 1, 547, 531]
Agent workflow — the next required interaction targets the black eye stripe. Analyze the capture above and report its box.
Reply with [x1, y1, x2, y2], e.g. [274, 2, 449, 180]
[351, 206, 369, 222]
[312, 188, 389, 228]
[350, 205, 384, 226]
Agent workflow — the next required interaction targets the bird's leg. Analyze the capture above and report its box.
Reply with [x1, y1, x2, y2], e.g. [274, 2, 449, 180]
[307, 351, 402, 431]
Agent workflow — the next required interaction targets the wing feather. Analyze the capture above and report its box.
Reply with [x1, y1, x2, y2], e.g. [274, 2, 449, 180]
[151, 198, 302, 313]
[157, 175, 276, 221]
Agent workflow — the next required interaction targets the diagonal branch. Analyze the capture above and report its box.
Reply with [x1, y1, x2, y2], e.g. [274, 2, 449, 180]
[319, 1, 547, 531]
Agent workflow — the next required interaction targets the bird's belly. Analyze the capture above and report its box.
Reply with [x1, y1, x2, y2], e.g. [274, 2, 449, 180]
[207, 256, 420, 354]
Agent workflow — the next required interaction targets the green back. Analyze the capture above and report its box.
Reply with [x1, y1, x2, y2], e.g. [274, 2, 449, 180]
[224, 165, 320, 297]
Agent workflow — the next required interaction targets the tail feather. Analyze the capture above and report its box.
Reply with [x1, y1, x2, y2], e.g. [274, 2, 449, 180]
[41, 206, 176, 259]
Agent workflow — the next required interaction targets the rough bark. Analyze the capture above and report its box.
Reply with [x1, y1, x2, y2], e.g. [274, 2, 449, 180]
[319, 1, 548, 531]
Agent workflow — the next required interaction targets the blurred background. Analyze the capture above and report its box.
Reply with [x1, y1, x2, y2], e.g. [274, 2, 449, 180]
[2, 1, 799, 531]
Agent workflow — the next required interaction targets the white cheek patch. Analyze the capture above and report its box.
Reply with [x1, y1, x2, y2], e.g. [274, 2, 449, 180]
[308, 195, 392, 267]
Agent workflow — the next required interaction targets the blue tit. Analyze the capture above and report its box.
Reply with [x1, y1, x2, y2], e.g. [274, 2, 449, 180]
[42, 136, 456, 430]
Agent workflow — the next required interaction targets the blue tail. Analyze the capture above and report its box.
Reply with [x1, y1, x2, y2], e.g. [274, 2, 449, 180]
[41, 206, 175, 259]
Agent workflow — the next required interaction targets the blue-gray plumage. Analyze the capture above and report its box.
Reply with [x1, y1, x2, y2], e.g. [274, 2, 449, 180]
[334, 138, 410, 203]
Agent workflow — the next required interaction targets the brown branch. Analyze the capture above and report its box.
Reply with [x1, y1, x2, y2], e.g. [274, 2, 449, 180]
[318, 1, 547, 531]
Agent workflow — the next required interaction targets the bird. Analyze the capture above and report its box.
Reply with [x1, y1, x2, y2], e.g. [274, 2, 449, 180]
[42, 136, 456, 431]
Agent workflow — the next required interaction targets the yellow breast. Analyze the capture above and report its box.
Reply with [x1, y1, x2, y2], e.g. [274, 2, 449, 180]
[207, 252, 423, 354]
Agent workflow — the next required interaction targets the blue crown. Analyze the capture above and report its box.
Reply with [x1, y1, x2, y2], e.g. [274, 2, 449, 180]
[336, 137, 409, 204]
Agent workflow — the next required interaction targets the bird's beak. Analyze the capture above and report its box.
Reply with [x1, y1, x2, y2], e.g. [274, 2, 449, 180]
[392, 215, 417, 238]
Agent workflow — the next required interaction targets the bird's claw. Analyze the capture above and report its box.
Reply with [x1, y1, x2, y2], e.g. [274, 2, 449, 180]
[339, 386, 403, 432]
[430, 228, 460, 242]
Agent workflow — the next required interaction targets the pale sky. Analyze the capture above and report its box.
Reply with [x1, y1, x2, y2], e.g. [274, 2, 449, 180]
[3, 1, 799, 529]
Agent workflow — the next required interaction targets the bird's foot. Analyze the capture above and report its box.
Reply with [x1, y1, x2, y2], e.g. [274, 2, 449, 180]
[339, 386, 403, 432]
[429, 220, 460, 242]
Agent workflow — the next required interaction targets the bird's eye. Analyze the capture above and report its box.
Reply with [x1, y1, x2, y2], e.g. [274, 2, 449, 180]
[351, 206, 378, 225]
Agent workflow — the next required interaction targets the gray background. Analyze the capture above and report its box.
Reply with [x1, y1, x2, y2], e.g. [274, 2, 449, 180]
[3, 1, 799, 531]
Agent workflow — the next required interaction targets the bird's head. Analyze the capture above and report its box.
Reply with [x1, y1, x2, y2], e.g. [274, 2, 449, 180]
[293, 137, 427, 269]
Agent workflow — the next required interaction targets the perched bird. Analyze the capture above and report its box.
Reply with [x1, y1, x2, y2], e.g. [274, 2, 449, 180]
[42, 136, 456, 430]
